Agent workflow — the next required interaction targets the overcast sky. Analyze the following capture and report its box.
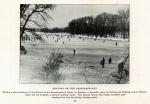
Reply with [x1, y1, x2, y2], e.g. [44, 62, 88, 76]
[46, 4, 129, 28]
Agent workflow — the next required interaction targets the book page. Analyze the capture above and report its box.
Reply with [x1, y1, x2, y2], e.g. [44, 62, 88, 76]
[0, 0, 149, 104]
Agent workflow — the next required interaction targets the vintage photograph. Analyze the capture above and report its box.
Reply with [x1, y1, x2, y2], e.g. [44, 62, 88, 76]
[20, 4, 129, 84]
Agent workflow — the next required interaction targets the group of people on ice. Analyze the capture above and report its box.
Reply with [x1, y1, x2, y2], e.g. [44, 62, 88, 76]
[100, 57, 112, 68]
[72, 48, 128, 78]
[100, 55, 129, 78]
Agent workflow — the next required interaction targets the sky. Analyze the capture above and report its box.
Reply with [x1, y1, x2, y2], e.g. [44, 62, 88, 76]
[46, 4, 129, 28]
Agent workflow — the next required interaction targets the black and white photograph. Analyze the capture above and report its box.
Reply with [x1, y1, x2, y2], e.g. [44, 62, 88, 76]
[20, 4, 129, 84]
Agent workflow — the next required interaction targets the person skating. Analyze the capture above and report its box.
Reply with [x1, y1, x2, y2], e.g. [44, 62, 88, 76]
[108, 57, 112, 64]
[100, 57, 105, 68]
[116, 42, 118, 46]
[73, 49, 76, 55]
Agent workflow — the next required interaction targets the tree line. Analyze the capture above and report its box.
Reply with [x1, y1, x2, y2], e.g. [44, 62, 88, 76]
[68, 9, 129, 39]
[37, 8, 129, 39]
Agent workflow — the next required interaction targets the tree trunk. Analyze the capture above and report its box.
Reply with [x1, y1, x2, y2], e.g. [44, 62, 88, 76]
[20, 10, 35, 46]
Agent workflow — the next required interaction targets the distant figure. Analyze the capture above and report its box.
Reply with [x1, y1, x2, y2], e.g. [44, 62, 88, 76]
[108, 57, 112, 64]
[116, 42, 118, 46]
[73, 49, 76, 55]
[83, 39, 84, 41]
[100, 57, 105, 68]
[63, 41, 64, 44]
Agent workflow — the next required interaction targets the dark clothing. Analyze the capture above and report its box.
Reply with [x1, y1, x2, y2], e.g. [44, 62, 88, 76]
[100, 57, 105, 68]
[73, 49, 76, 55]
[108, 57, 112, 64]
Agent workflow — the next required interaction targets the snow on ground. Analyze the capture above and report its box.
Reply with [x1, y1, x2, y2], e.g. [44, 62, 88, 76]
[20, 33, 129, 84]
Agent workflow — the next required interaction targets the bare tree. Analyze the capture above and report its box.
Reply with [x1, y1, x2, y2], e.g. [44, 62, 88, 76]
[117, 8, 129, 39]
[20, 4, 55, 43]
